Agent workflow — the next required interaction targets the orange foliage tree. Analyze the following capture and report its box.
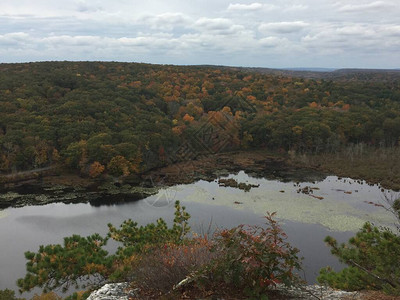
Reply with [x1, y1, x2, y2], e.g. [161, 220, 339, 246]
[88, 161, 105, 178]
[183, 114, 195, 123]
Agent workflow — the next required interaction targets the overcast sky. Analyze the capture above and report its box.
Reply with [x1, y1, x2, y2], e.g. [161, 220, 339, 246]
[1, 0, 399, 68]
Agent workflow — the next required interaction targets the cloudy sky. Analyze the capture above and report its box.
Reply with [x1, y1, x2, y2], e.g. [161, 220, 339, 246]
[1, 0, 399, 68]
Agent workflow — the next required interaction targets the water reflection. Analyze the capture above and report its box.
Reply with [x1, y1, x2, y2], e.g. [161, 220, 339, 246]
[0, 171, 397, 297]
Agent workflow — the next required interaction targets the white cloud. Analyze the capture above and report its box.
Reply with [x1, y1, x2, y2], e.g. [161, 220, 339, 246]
[74, 0, 103, 13]
[301, 22, 400, 55]
[227, 2, 277, 13]
[42, 35, 107, 47]
[259, 36, 289, 48]
[336, 25, 374, 36]
[227, 3, 263, 11]
[0, 32, 31, 47]
[139, 13, 191, 31]
[195, 18, 232, 30]
[193, 18, 245, 35]
[385, 25, 400, 37]
[259, 21, 309, 34]
[0, 0, 399, 68]
[283, 4, 308, 11]
[337, 1, 394, 12]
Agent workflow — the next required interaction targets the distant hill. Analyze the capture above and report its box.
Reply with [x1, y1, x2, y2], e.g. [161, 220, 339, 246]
[280, 67, 337, 72]
[243, 66, 400, 80]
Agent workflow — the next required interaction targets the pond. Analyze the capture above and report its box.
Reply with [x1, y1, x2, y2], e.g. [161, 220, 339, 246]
[0, 171, 397, 298]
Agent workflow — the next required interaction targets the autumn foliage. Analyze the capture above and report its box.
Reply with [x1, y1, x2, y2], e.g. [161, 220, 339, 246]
[1, 61, 399, 179]
[133, 237, 214, 295]
[88, 161, 105, 178]
[107, 156, 131, 177]
[196, 212, 303, 298]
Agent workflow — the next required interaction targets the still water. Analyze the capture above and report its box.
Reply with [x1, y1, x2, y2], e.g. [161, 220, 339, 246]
[0, 171, 397, 298]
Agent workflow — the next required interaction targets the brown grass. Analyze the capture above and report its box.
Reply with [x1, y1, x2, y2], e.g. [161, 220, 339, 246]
[290, 146, 400, 191]
[132, 237, 216, 299]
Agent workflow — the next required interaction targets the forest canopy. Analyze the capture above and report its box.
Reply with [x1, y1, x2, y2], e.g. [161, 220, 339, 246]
[1, 62, 399, 176]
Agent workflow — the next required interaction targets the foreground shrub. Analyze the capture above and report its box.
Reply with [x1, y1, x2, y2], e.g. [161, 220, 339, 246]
[195, 212, 303, 298]
[31, 292, 62, 300]
[64, 291, 91, 300]
[17, 234, 112, 293]
[108, 201, 190, 254]
[17, 201, 191, 293]
[318, 222, 400, 295]
[133, 236, 214, 297]
[0, 289, 24, 300]
[17, 203, 302, 299]
[107, 201, 191, 281]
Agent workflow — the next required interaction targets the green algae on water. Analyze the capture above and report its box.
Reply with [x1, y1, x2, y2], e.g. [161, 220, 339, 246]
[171, 174, 397, 232]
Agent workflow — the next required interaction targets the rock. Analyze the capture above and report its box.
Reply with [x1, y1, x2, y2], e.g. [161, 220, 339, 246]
[275, 284, 359, 299]
[297, 186, 314, 194]
[218, 178, 259, 192]
[87, 282, 138, 300]
[89, 282, 360, 299]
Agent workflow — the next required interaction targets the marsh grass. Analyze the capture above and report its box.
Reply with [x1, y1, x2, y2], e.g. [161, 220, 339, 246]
[291, 145, 400, 190]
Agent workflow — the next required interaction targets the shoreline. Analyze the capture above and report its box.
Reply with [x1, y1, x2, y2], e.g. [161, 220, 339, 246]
[1, 149, 399, 209]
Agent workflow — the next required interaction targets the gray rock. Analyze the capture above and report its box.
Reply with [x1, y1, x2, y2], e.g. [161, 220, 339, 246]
[87, 282, 138, 300]
[275, 284, 360, 299]
[88, 282, 359, 300]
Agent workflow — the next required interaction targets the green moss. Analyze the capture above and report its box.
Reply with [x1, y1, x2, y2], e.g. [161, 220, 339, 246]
[180, 181, 395, 232]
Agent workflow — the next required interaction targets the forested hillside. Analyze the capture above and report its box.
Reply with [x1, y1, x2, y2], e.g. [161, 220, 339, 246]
[1, 62, 400, 177]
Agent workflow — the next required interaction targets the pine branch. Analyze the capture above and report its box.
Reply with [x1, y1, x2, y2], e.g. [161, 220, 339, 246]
[349, 259, 397, 288]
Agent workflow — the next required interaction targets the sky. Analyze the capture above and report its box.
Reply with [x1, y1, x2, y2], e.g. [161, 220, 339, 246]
[0, 0, 399, 69]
